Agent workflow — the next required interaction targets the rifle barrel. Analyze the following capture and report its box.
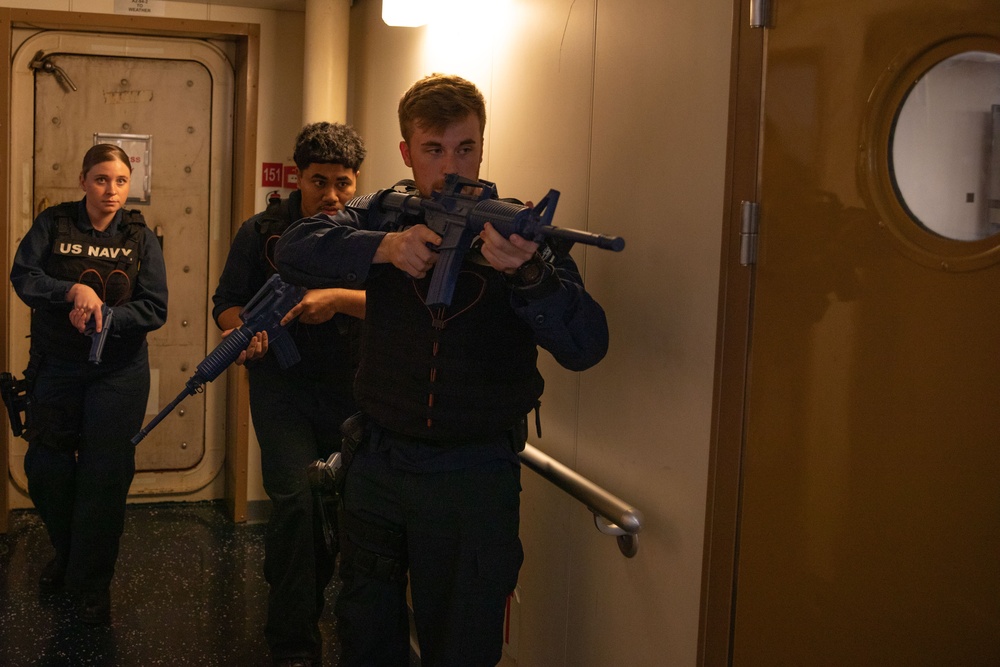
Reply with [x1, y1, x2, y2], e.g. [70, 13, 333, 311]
[130, 386, 196, 445]
[539, 225, 625, 251]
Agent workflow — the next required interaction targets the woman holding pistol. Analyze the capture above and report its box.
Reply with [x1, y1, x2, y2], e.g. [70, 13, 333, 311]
[10, 143, 168, 624]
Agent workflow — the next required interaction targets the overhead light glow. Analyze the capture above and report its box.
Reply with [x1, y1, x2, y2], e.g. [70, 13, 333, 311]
[383, 0, 429, 28]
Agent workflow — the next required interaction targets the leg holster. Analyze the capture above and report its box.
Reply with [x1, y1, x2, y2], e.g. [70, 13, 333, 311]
[340, 510, 408, 583]
[306, 412, 370, 556]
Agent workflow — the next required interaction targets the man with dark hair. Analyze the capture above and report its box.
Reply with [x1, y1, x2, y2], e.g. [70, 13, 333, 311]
[276, 75, 609, 667]
[213, 121, 366, 667]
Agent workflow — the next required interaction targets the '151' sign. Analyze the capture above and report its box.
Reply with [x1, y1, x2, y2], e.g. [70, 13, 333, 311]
[261, 162, 283, 188]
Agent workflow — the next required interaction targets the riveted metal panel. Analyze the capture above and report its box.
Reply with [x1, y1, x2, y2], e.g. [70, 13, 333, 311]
[32, 53, 211, 471]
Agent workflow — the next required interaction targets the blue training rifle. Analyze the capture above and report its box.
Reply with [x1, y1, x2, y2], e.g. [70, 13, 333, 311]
[345, 173, 625, 308]
[130, 273, 305, 445]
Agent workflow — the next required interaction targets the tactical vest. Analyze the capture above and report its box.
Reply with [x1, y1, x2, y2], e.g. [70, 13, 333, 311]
[250, 193, 357, 382]
[31, 202, 147, 363]
[255, 194, 296, 276]
[355, 219, 544, 442]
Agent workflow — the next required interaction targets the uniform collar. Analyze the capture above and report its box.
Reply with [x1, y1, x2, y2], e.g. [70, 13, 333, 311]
[76, 197, 124, 235]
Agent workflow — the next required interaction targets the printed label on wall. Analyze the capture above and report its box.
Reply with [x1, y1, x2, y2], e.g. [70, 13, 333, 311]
[113, 0, 166, 17]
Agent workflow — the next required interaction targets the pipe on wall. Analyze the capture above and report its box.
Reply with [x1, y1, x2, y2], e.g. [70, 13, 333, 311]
[302, 0, 351, 123]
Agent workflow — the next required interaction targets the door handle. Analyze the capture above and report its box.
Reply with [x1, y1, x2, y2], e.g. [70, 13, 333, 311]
[29, 51, 78, 92]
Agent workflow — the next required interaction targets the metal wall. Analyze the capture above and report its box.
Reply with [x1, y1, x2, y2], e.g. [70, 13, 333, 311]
[347, 1, 733, 665]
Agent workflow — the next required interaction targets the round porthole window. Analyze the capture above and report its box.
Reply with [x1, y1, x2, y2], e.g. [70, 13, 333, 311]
[862, 37, 1000, 271]
[891, 51, 1000, 242]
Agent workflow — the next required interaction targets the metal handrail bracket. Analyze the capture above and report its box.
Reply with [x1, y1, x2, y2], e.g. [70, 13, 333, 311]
[519, 443, 645, 558]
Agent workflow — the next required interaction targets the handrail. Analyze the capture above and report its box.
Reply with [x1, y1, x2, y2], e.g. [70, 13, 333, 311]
[519, 443, 645, 558]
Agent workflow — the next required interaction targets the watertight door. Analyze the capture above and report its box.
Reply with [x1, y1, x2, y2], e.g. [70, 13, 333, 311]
[730, 1, 1000, 663]
[7, 31, 233, 502]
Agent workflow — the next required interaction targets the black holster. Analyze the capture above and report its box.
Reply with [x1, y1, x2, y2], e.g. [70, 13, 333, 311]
[0, 372, 31, 438]
[307, 411, 367, 556]
[0, 352, 41, 439]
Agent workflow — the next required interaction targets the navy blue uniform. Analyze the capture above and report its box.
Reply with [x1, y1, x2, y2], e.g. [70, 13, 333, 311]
[212, 190, 359, 664]
[275, 190, 609, 667]
[10, 199, 167, 596]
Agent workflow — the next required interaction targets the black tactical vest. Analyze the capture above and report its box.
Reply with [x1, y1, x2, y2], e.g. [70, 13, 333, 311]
[355, 224, 544, 442]
[31, 202, 147, 362]
[256, 195, 298, 276]
[250, 193, 357, 382]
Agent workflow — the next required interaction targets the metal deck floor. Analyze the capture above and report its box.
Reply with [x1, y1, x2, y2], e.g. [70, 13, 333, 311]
[0, 500, 341, 666]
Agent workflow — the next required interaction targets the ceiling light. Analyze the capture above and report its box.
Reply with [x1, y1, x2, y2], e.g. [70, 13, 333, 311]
[382, 0, 429, 28]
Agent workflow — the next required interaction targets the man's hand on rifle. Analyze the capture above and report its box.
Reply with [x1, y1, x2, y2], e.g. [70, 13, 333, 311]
[222, 329, 268, 366]
[218, 305, 269, 365]
[480, 221, 538, 275]
[374, 225, 442, 278]
[280, 288, 366, 325]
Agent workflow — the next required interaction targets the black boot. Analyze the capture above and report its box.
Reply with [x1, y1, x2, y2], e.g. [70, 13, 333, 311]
[38, 558, 66, 594]
[79, 589, 111, 625]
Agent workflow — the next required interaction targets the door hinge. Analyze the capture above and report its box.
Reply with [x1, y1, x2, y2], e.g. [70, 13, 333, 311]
[740, 201, 760, 266]
[750, 0, 770, 28]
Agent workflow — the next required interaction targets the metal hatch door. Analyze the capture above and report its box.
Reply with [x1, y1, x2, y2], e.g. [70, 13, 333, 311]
[7, 31, 233, 502]
[730, 0, 1000, 663]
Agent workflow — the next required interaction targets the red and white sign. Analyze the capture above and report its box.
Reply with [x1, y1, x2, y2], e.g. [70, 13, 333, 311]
[283, 165, 299, 189]
[261, 162, 283, 188]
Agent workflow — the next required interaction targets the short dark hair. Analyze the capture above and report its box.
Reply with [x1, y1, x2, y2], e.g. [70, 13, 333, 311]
[293, 122, 366, 171]
[398, 74, 487, 144]
[82, 143, 131, 178]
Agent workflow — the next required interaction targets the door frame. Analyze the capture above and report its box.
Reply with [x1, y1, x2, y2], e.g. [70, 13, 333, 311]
[0, 8, 260, 531]
[699, 1, 764, 664]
